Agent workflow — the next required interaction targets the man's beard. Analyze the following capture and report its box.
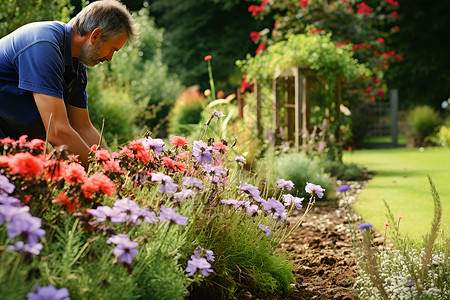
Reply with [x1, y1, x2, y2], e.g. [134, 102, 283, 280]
[79, 41, 104, 67]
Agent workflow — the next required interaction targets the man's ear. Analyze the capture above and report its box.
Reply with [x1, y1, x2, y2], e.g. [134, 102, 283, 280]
[90, 28, 103, 44]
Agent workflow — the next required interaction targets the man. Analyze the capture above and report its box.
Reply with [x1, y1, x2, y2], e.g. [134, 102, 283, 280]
[0, 0, 136, 168]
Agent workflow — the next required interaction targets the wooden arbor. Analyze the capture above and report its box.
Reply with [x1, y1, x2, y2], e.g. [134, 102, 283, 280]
[263, 66, 342, 150]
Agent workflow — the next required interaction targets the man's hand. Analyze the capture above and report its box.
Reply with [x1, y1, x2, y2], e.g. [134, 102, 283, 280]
[33, 92, 91, 168]
[67, 105, 107, 150]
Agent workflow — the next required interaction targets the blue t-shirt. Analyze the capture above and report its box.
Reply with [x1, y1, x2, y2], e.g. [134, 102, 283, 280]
[0, 21, 88, 139]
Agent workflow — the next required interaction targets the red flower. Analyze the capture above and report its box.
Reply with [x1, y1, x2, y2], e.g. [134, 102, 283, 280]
[0, 137, 15, 144]
[240, 74, 251, 93]
[173, 161, 187, 173]
[64, 162, 87, 184]
[300, 0, 308, 8]
[162, 156, 176, 169]
[18, 135, 28, 147]
[0, 156, 9, 168]
[255, 42, 266, 55]
[53, 192, 80, 213]
[385, 0, 399, 7]
[120, 146, 134, 158]
[249, 31, 261, 42]
[90, 144, 98, 152]
[170, 136, 188, 147]
[28, 139, 45, 150]
[371, 77, 381, 84]
[95, 149, 111, 161]
[377, 37, 385, 44]
[356, 2, 373, 16]
[394, 53, 403, 62]
[213, 142, 226, 152]
[374, 50, 380, 56]
[129, 140, 151, 164]
[364, 87, 372, 93]
[376, 88, 385, 98]
[204, 55, 212, 61]
[45, 159, 67, 181]
[311, 29, 324, 34]
[392, 26, 400, 32]
[103, 160, 121, 172]
[389, 11, 399, 20]
[384, 221, 390, 227]
[8, 152, 45, 178]
[82, 172, 116, 198]
[382, 52, 390, 59]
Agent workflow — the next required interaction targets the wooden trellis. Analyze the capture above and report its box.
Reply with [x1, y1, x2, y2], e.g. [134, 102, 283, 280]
[270, 66, 342, 150]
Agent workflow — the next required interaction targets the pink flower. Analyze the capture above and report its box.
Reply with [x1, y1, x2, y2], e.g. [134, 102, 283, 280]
[8, 152, 44, 178]
[170, 136, 188, 147]
[18, 135, 28, 147]
[103, 160, 121, 172]
[356, 2, 373, 16]
[64, 162, 86, 184]
[95, 149, 111, 161]
[82, 172, 116, 198]
[299, 0, 308, 8]
[213, 142, 226, 152]
[28, 139, 45, 150]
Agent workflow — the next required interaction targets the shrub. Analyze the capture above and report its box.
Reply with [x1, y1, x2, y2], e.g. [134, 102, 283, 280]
[407, 105, 441, 146]
[262, 151, 335, 199]
[167, 94, 206, 137]
[319, 160, 368, 181]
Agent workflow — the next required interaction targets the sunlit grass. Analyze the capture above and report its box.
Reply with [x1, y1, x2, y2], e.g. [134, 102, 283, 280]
[343, 147, 450, 240]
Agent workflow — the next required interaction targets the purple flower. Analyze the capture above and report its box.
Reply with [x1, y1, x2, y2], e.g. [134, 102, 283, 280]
[202, 164, 226, 183]
[159, 205, 188, 225]
[182, 177, 204, 190]
[186, 257, 213, 277]
[213, 110, 225, 118]
[8, 241, 43, 255]
[113, 198, 143, 223]
[261, 198, 285, 216]
[244, 202, 259, 216]
[221, 199, 244, 208]
[358, 222, 373, 230]
[305, 182, 325, 199]
[258, 224, 272, 237]
[192, 140, 214, 163]
[87, 206, 126, 223]
[142, 137, 165, 156]
[138, 208, 158, 224]
[0, 195, 21, 206]
[0, 204, 30, 222]
[234, 156, 246, 164]
[405, 280, 415, 287]
[282, 194, 304, 210]
[107, 234, 139, 265]
[151, 173, 179, 194]
[193, 246, 215, 262]
[27, 284, 70, 300]
[277, 179, 294, 191]
[239, 183, 263, 202]
[0, 175, 15, 195]
[7, 214, 45, 244]
[338, 185, 350, 193]
[174, 189, 194, 201]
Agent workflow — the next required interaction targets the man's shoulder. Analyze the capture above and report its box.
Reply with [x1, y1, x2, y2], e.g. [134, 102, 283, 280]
[14, 21, 68, 42]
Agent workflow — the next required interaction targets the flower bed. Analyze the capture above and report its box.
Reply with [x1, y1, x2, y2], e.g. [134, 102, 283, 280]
[0, 112, 325, 299]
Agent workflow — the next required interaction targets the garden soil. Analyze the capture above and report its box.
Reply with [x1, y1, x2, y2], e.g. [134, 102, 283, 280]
[249, 181, 370, 300]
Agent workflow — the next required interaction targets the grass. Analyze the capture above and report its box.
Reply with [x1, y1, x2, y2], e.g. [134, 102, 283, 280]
[363, 134, 407, 145]
[343, 147, 450, 240]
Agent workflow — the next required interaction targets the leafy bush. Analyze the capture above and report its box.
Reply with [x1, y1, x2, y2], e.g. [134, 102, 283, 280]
[406, 105, 441, 146]
[319, 160, 368, 181]
[167, 94, 205, 137]
[262, 151, 335, 199]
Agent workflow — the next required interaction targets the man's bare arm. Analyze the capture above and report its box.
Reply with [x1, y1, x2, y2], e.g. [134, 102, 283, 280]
[33, 92, 91, 167]
[67, 105, 107, 149]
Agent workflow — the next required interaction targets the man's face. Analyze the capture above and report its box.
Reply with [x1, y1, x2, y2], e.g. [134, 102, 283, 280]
[79, 33, 128, 67]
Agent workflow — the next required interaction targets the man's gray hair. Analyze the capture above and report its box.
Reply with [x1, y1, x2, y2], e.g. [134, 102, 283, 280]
[68, 0, 137, 42]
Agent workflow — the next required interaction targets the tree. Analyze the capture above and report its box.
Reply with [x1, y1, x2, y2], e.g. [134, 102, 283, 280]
[148, 0, 271, 91]
[0, 0, 72, 37]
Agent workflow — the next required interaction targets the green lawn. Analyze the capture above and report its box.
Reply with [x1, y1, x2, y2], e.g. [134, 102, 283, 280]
[343, 147, 450, 240]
